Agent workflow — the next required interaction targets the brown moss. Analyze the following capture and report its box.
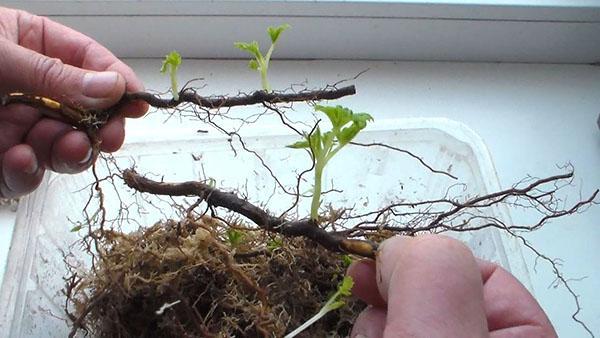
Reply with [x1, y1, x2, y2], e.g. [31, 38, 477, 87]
[69, 217, 365, 337]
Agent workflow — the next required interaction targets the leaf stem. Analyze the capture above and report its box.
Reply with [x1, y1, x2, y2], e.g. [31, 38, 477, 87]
[310, 162, 324, 220]
[283, 308, 327, 338]
[170, 69, 179, 101]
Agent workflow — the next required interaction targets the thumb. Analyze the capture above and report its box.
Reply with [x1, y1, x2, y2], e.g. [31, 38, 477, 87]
[0, 39, 126, 109]
[375, 235, 488, 337]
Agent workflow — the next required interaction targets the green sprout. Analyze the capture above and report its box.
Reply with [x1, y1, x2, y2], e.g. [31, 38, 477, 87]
[226, 229, 245, 247]
[267, 238, 283, 252]
[234, 24, 290, 92]
[288, 105, 373, 221]
[160, 51, 182, 100]
[284, 276, 354, 338]
[70, 224, 83, 232]
[341, 254, 353, 268]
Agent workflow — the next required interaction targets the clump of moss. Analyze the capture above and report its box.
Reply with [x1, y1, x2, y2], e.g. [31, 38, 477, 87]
[68, 217, 365, 337]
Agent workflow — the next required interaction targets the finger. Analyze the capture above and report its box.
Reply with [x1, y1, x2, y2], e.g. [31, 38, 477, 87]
[476, 259, 556, 337]
[350, 306, 386, 338]
[97, 115, 126, 153]
[13, 9, 148, 117]
[376, 235, 488, 337]
[51, 130, 94, 174]
[24, 118, 73, 168]
[0, 144, 45, 198]
[346, 259, 386, 308]
[0, 40, 126, 109]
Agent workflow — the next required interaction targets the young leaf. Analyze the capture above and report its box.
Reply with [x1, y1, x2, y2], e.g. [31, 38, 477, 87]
[160, 51, 183, 100]
[226, 229, 245, 247]
[248, 59, 260, 71]
[160, 51, 182, 74]
[325, 275, 353, 311]
[267, 238, 283, 252]
[337, 275, 354, 297]
[315, 105, 353, 130]
[287, 139, 310, 149]
[341, 254, 353, 267]
[337, 113, 373, 145]
[337, 127, 358, 145]
[284, 276, 354, 338]
[352, 112, 375, 126]
[267, 24, 291, 44]
[234, 41, 262, 60]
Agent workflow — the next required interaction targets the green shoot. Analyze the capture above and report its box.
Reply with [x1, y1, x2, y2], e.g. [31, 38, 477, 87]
[284, 276, 354, 338]
[267, 238, 283, 252]
[226, 229, 245, 247]
[205, 177, 217, 189]
[70, 224, 83, 232]
[288, 105, 373, 221]
[341, 254, 353, 268]
[234, 24, 290, 92]
[160, 51, 182, 100]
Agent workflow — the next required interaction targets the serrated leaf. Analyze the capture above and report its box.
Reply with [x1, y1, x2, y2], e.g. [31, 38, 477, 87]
[341, 255, 353, 267]
[248, 59, 260, 70]
[352, 112, 374, 126]
[160, 51, 182, 73]
[324, 276, 354, 311]
[337, 113, 373, 145]
[337, 125, 360, 145]
[287, 139, 310, 149]
[338, 275, 354, 296]
[314, 105, 354, 130]
[267, 24, 290, 43]
[234, 41, 262, 60]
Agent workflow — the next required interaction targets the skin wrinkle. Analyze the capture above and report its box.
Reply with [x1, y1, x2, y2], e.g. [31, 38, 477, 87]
[75, 39, 96, 71]
[17, 9, 43, 51]
[16, 11, 71, 96]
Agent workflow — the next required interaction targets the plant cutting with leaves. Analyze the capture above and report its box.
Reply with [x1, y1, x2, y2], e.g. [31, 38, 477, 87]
[235, 24, 290, 91]
[288, 105, 373, 221]
[284, 276, 354, 338]
[160, 51, 182, 100]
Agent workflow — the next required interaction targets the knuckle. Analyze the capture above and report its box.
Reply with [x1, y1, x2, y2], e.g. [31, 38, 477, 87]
[31, 56, 66, 93]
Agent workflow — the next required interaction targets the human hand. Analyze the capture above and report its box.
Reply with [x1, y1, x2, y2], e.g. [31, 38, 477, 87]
[347, 235, 557, 338]
[0, 7, 148, 198]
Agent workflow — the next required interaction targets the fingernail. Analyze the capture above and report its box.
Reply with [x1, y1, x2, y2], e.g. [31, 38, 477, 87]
[354, 334, 368, 338]
[83, 71, 119, 98]
[78, 148, 93, 165]
[25, 157, 39, 174]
